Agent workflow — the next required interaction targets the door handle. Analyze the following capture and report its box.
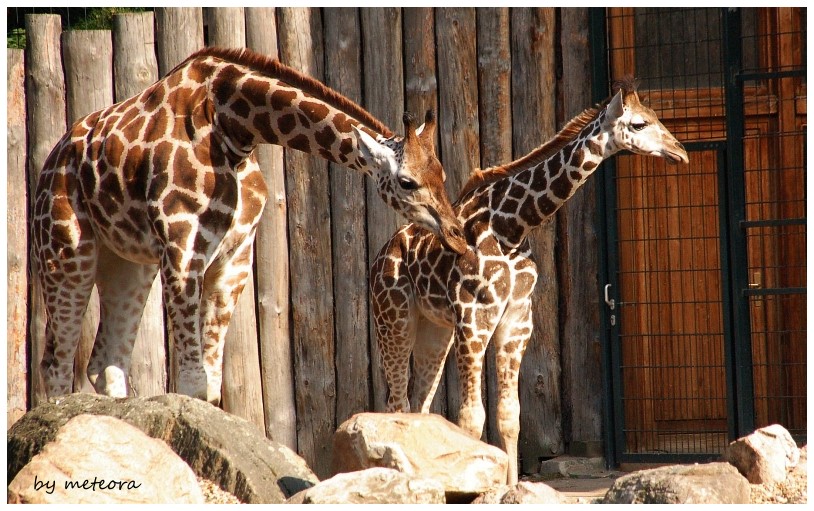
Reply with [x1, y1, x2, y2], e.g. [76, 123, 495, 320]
[604, 284, 615, 310]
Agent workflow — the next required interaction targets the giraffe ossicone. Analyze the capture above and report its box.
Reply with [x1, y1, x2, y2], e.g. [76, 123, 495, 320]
[370, 77, 689, 485]
[33, 46, 464, 405]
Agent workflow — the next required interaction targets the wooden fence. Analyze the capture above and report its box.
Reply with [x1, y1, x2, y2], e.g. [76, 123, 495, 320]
[7, 7, 603, 478]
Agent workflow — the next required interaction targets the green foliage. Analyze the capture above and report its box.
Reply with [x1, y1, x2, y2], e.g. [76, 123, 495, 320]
[7, 27, 25, 49]
[71, 7, 147, 30]
[6, 7, 150, 49]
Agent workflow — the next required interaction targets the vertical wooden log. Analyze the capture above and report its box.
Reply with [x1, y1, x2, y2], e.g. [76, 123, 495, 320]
[155, 7, 204, 77]
[8, 48, 28, 426]
[476, 7, 512, 445]
[323, 7, 371, 425]
[557, 7, 603, 457]
[360, 7, 404, 411]
[154, 6, 203, 391]
[246, 7, 297, 449]
[61, 30, 114, 394]
[435, 7, 480, 424]
[206, 6, 266, 431]
[277, 7, 336, 479]
[511, 7, 564, 472]
[112, 11, 167, 398]
[25, 13, 67, 407]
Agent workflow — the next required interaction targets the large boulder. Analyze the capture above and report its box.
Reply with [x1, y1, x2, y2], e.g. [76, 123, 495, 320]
[287, 467, 445, 504]
[7, 393, 317, 503]
[602, 462, 750, 504]
[8, 414, 203, 504]
[724, 424, 800, 484]
[331, 413, 508, 500]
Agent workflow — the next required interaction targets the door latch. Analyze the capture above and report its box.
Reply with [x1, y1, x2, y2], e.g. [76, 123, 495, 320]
[604, 284, 616, 326]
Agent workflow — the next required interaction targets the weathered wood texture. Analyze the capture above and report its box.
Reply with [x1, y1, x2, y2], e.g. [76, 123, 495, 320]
[323, 8, 371, 428]
[7, 48, 28, 427]
[511, 8, 564, 472]
[24, 13, 66, 408]
[277, 7, 336, 480]
[558, 7, 603, 453]
[14, 7, 610, 476]
[111, 12, 166, 399]
[245, 7, 297, 450]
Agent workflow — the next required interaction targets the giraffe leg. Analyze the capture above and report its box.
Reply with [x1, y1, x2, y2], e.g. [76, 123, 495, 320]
[198, 232, 257, 405]
[35, 216, 98, 398]
[411, 317, 454, 413]
[87, 244, 158, 397]
[161, 249, 208, 402]
[492, 299, 534, 486]
[454, 324, 493, 441]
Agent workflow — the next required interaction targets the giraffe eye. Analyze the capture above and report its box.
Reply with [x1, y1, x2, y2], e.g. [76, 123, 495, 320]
[631, 122, 648, 131]
[398, 177, 419, 191]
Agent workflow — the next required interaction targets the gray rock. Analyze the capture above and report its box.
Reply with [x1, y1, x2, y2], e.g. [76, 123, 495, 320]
[472, 481, 564, 504]
[287, 467, 445, 504]
[724, 423, 800, 484]
[8, 414, 203, 504]
[7, 393, 317, 503]
[602, 462, 750, 504]
[331, 412, 508, 500]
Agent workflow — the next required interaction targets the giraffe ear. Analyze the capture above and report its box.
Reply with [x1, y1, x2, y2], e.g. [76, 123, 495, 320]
[607, 89, 625, 120]
[353, 125, 395, 172]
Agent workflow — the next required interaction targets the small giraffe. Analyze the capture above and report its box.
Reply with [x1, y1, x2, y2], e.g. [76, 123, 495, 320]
[33, 47, 466, 405]
[370, 78, 689, 484]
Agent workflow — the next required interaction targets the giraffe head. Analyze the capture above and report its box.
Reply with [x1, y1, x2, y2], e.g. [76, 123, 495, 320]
[355, 111, 468, 255]
[605, 79, 689, 165]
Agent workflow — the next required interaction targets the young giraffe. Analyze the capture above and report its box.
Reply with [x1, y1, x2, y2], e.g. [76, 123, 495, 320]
[370, 79, 689, 484]
[33, 46, 466, 405]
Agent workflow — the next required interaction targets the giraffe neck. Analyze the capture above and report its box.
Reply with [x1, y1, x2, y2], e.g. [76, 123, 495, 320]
[462, 110, 617, 247]
[185, 48, 391, 175]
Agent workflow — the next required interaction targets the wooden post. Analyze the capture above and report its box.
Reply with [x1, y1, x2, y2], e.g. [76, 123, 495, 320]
[155, 7, 203, 77]
[61, 29, 113, 394]
[511, 7, 564, 472]
[154, 6, 203, 391]
[360, 7, 404, 412]
[25, 13, 67, 407]
[245, 7, 297, 449]
[557, 7, 603, 457]
[277, 7, 336, 479]
[112, 11, 167, 398]
[323, 7, 371, 426]
[476, 7, 512, 446]
[8, 48, 28, 426]
[434, 7, 480, 423]
[206, 6, 266, 432]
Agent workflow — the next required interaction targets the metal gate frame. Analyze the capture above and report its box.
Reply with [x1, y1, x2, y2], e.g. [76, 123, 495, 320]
[590, 7, 806, 466]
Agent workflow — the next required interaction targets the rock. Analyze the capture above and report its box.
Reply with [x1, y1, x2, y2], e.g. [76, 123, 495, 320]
[8, 414, 203, 504]
[7, 393, 317, 503]
[602, 462, 750, 504]
[471, 481, 564, 504]
[331, 412, 508, 500]
[724, 424, 800, 484]
[287, 467, 445, 504]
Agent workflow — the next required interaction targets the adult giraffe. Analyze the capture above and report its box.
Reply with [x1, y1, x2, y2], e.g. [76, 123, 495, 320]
[370, 78, 689, 484]
[33, 47, 466, 404]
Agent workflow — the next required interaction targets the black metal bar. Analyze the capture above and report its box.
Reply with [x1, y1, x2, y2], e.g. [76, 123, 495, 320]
[721, 6, 756, 438]
[741, 218, 807, 228]
[590, 5, 619, 470]
[744, 287, 806, 296]
[737, 69, 807, 81]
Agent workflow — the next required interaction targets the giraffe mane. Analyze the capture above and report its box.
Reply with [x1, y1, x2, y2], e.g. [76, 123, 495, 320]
[456, 95, 612, 200]
[184, 47, 394, 137]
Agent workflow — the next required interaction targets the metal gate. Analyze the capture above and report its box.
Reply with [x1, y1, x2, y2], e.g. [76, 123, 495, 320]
[592, 7, 806, 465]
